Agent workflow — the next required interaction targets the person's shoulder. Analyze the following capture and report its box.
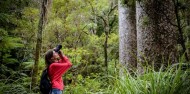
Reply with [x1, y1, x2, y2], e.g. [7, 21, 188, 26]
[50, 62, 59, 65]
[49, 62, 61, 67]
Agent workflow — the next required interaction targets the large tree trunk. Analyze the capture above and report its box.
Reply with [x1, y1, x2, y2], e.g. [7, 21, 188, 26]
[119, 0, 137, 72]
[31, 0, 51, 90]
[136, 0, 178, 72]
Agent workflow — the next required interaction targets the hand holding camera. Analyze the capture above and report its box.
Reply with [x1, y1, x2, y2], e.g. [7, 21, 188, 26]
[54, 45, 62, 54]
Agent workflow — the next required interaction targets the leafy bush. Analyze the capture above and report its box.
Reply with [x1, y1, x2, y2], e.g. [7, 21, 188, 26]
[64, 74, 103, 94]
[0, 76, 31, 94]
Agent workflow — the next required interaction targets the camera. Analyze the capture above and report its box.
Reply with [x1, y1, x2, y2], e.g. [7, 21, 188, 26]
[54, 45, 62, 54]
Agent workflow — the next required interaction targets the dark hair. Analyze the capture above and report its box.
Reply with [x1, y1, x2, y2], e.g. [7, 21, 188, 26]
[45, 49, 53, 67]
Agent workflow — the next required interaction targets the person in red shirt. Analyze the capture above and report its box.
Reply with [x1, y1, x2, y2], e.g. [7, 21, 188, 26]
[45, 49, 72, 94]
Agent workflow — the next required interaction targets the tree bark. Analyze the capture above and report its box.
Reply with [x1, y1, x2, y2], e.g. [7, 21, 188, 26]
[136, 0, 178, 72]
[119, 0, 137, 72]
[31, 0, 51, 90]
[136, 1, 151, 73]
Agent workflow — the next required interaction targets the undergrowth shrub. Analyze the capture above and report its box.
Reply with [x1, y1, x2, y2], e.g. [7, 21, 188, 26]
[108, 63, 190, 94]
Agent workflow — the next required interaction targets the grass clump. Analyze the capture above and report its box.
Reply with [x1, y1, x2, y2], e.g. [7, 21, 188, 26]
[109, 63, 190, 94]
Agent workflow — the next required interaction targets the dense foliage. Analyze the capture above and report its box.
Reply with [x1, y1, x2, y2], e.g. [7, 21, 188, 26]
[0, 0, 189, 94]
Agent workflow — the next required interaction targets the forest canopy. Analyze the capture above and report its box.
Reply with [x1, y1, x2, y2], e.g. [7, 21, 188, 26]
[0, 0, 190, 94]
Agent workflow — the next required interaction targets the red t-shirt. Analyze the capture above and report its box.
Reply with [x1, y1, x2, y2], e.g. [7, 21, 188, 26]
[48, 55, 72, 90]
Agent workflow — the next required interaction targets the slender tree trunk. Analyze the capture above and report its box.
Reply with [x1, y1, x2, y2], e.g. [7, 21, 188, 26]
[187, 7, 190, 59]
[0, 51, 3, 65]
[119, 0, 137, 72]
[104, 30, 108, 74]
[187, 12, 190, 26]
[103, 1, 117, 75]
[136, 0, 178, 72]
[173, 0, 189, 61]
[31, 0, 51, 90]
[104, 16, 109, 75]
